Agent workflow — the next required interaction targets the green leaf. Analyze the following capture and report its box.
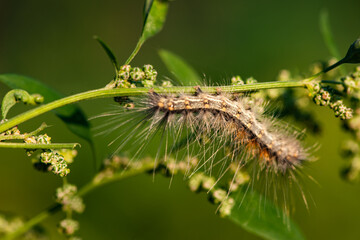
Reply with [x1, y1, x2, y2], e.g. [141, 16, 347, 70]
[320, 10, 341, 60]
[143, 0, 154, 20]
[319, 9, 346, 75]
[125, 0, 169, 64]
[159, 49, 202, 85]
[0, 74, 92, 143]
[228, 189, 305, 240]
[1, 89, 43, 119]
[94, 35, 120, 73]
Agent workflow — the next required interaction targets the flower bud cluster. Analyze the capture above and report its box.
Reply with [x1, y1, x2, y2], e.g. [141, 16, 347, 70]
[25, 134, 71, 177]
[106, 64, 158, 89]
[55, 184, 85, 214]
[56, 184, 83, 239]
[58, 219, 79, 237]
[0, 214, 48, 239]
[231, 75, 257, 86]
[161, 80, 173, 88]
[39, 151, 69, 177]
[0, 215, 23, 235]
[340, 138, 360, 182]
[157, 157, 198, 176]
[340, 66, 360, 100]
[93, 155, 131, 183]
[227, 163, 250, 192]
[188, 173, 236, 217]
[0, 121, 20, 136]
[308, 83, 353, 120]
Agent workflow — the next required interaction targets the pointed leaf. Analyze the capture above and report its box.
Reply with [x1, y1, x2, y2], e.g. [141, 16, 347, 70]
[143, 0, 154, 20]
[320, 10, 341, 60]
[94, 35, 119, 73]
[159, 49, 202, 85]
[141, 0, 169, 41]
[0, 74, 92, 143]
[319, 10, 346, 75]
[227, 189, 305, 240]
[126, 0, 169, 64]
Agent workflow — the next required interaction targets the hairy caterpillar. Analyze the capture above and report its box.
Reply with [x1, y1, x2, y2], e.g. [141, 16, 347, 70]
[147, 87, 308, 174]
[93, 86, 312, 212]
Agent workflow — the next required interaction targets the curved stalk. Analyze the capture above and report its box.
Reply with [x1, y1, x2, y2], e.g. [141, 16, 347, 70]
[0, 142, 79, 149]
[0, 81, 309, 133]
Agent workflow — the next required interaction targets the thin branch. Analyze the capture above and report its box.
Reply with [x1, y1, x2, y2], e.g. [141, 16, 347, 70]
[0, 142, 79, 149]
[0, 80, 308, 133]
[0, 123, 48, 141]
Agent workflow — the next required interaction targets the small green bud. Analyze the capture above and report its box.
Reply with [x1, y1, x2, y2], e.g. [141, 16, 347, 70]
[201, 176, 216, 191]
[210, 189, 227, 204]
[161, 81, 173, 87]
[245, 77, 257, 84]
[142, 80, 155, 88]
[36, 134, 51, 144]
[120, 64, 131, 72]
[342, 156, 360, 182]
[58, 219, 79, 236]
[231, 75, 244, 86]
[145, 69, 158, 80]
[63, 196, 85, 213]
[143, 64, 153, 72]
[341, 140, 359, 158]
[188, 173, 204, 192]
[276, 69, 291, 81]
[118, 70, 130, 81]
[56, 149, 78, 164]
[218, 197, 235, 217]
[56, 184, 77, 203]
[130, 69, 145, 81]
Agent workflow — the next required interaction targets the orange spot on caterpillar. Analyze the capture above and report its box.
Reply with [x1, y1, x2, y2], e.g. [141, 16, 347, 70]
[246, 139, 259, 156]
[259, 149, 271, 162]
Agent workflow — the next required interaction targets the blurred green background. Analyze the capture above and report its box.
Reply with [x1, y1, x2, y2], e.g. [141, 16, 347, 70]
[0, 0, 360, 239]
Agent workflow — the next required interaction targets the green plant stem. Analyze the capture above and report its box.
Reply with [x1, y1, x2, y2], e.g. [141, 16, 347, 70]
[0, 81, 310, 133]
[125, 38, 145, 65]
[0, 123, 48, 141]
[78, 161, 155, 196]
[0, 142, 79, 149]
[2, 162, 156, 240]
[2, 205, 61, 240]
